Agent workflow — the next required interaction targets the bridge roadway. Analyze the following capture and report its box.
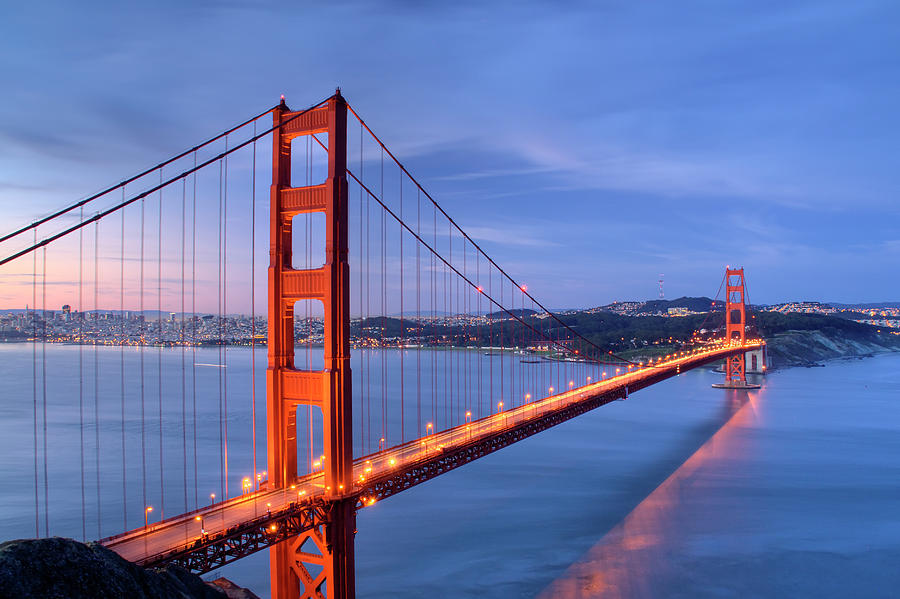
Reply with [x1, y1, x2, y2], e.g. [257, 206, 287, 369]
[101, 341, 762, 572]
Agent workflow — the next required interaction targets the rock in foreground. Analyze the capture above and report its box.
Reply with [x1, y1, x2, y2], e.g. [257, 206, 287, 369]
[0, 537, 256, 599]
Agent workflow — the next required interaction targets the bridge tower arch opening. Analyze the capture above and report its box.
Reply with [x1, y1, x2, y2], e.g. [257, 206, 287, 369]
[268, 91, 355, 599]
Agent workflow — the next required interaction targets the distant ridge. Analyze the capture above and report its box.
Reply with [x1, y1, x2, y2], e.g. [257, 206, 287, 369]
[637, 296, 722, 313]
[485, 308, 538, 319]
[597, 296, 722, 313]
[830, 302, 900, 309]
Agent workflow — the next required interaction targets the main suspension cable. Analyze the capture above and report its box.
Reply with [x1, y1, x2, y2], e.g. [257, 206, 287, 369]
[347, 169, 604, 368]
[0, 106, 280, 245]
[1, 96, 334, 267]
[345, 104, 639, 367]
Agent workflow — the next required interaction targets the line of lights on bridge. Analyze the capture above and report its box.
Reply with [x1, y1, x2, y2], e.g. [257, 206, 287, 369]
[134, 336, 762, 543]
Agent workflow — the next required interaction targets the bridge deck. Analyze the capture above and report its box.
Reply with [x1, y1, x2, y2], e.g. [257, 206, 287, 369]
[101, 342, 762, 571]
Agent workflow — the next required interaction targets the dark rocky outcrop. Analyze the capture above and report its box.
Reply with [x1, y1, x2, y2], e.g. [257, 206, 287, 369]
[765, 329, 898, 369]
[207, 578, 261, 599]
[0, 537, 255, 599]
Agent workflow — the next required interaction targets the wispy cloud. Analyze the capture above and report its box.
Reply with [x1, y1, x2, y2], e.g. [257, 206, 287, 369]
[883, 240, 900, 253]
[433, 165, 559, 182]
[462, 224, 561, 248]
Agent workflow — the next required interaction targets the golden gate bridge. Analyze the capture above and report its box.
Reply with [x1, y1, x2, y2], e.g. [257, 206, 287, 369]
[0, 90, 762, 598]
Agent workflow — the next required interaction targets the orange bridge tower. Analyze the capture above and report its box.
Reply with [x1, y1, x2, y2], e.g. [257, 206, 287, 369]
[725, 267, 747, 384]
[267, 91, 355, 598]
[714, 266, 761, 390]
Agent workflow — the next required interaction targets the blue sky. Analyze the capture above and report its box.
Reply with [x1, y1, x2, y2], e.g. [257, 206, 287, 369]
[1, 0, 898, 307]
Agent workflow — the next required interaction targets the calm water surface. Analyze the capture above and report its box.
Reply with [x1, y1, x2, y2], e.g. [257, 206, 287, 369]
[1, 345, 898, 597]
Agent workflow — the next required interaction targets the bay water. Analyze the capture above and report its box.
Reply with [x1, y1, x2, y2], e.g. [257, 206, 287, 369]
[1, 344, 898, 597]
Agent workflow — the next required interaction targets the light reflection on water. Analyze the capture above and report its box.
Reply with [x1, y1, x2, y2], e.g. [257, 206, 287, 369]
[537, 391, 761, 599]
[535, 353, 900, 599]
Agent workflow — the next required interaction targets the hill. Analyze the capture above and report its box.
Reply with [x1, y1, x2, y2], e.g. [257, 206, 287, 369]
[638, 296, 723, 313]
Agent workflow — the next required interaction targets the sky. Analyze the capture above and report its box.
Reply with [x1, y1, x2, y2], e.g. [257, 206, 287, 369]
[1, 0, 899, 309]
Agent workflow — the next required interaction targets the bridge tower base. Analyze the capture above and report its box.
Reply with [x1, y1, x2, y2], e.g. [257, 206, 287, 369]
[268, 91, 355, 599]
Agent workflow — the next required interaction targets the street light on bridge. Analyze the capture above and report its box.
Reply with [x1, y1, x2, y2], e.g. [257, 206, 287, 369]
[144, 506, 153, 529]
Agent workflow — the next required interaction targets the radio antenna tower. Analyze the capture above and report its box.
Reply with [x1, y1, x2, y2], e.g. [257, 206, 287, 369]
[658, 274, 664, 299]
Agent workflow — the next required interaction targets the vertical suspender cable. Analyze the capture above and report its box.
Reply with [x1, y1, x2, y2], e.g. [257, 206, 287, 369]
[217, 157, 224, 500]
[498, 273, 504, 413]
[222, 136, 230, 498]
[530, 297, 535, 403]
[220, 135, 228, 499]
[520, 286, 524, 406]
[191, 152, 198, 509]
[448, 221, 453, 426]
[365, 142, 371, 454]
[42, 246, 49, 536]
[94, 219, 101, 538]
[358, 122, 364, 454]
[306, 136, 313, 472]
[416, 188, 421, 437]
[140, 195, 147, 521]
[476, 254, 481, 418]
[32, 230, 39, 537]
[509, 280, 513, 407]
[250, 122, 258, 488]
[399, 174, 404, 443]
[431, 201, 436, 432]
[157, 171, 165, 519]
[462, 239, 467, 419]
[452, 229, 457, 421]
[380, 148, 386, 447]
[489, 264, 493, 417]
[443, 223, 448, 428]
[181, 177, 188, 514]
[463, 242, 468, 415]
[79, 206, 86, 540]
[460, 239, 464, 418]
[120, 191, 127, 530]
